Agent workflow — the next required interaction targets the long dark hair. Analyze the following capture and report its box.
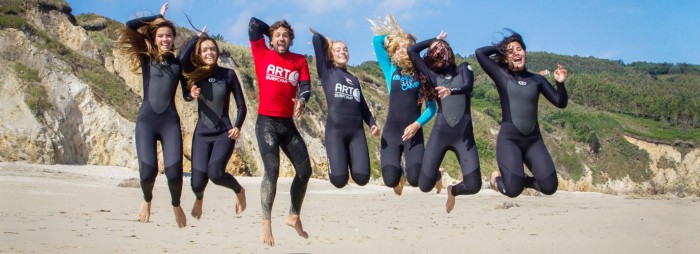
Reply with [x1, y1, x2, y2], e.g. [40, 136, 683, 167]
[116, 17, 178, 71]
[493, 29, 526, 68]
[418, 39, 454, 104]
[184, 37, 219, 88]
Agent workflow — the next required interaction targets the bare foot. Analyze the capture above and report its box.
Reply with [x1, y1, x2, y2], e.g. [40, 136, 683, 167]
[139, 201, 151, 223]
[236, 188, 247, 215]
[173, 206, 187, 228]
[191, 199, 203, 220]
[436, 168, 445, 194]
[490, 171, 500, 192]
[261, 220, 274, 246]
[446, 185, 455, 213]
[285, 214, 309, 239]
[393, 175, 407, 196]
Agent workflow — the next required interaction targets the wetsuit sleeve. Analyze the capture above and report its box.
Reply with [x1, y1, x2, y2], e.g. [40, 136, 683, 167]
[416, 99, 437, 126]
[360, 91, 377, 127]
[248, 17, 269, 42]
[539, 76, 568, 108]
[312, 32, 330, 79]
[249, 17, 269, 59]
[125, 14, 162, 30]
[475, 46, 507, 88]
[449, 63, 474, 95]
[229, 70, 247, 129]
[408, 38, 438, 87]
[179, 35, 199, 74]
[297, 59, 311, 103]
[373, 35, 394, 93]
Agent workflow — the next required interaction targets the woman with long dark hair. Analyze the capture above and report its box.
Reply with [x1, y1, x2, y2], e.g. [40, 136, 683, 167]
[408, 32, 481, 213]
[475, 30, 568, 197]
[115, 3, 191, 227]
[180, 27, 247, 219]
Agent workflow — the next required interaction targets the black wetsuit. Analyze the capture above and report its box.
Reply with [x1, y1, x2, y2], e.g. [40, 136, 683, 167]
[373, 35, 437, 188]
[127, 14, 191, 207]
[312, 32, 376, 188]
[475, 45, 568, 197]
[408, 39, 482, 195]
[249, 17, 312, 220]
[180, 37, 247, 200]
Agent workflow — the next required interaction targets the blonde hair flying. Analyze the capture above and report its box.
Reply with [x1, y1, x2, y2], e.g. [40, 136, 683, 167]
[368, 15, 416, 75]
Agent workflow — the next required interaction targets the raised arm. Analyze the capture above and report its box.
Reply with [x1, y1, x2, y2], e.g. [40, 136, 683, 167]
[372, 35, 395, 92]
[311, 30, 330, 79]
[408, 38, 438, 87]
[178, 35, 199, 73]
[125, 14, 162, 30]
[248, 17, 269, 42]
[475, 46, 507, 86]
[229, 70, 248, 129]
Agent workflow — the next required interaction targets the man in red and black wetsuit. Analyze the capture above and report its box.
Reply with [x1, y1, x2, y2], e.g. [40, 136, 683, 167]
[249, 17, 312, 247]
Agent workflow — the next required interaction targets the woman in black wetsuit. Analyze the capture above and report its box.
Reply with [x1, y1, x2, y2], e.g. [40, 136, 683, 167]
[310, 28, 380, 188]
[181, 27, 247, 219]
[408, 31, 481, 213]
[475, 30, 568, 197]
[116, 3, 190, 227]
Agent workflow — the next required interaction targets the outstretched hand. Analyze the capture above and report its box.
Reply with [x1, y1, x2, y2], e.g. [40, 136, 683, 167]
[436, 30, 448, 40]
[309, 27, 318, 35]
[198, 26, 207, 37]
[160, 3, 168, 17]
[554, 64, 568, 83]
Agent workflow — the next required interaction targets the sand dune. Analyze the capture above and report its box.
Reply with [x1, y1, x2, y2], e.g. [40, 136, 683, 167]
[1, 161, 698, 253]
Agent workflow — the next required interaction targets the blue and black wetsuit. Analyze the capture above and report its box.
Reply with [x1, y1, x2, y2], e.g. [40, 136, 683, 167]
[127, 15, 191, 207]
[373, 35, 437, 188]
[181, 37, 248, 200]
[475, 45, 568, 197]
[408, 39, 482, 195]
[312, 32, 376, 188]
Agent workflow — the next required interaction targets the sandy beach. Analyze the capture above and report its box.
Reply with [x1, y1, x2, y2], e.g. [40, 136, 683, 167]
[1, 161, 698, 253]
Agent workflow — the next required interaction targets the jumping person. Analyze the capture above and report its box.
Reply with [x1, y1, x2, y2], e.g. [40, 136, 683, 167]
[408, 31, 482, 213]
[249, 17, 312, 246]
[475, 30, 568, 198]
[180, 27, 247, 219]
[369, 15, 437, 195]
[116, 3, 189, 228]
[310, 28, 380, 188]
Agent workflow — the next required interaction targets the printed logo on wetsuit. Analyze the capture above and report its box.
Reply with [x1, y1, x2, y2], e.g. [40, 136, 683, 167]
[208, 78, 216, 83]
[335, 83, 361, 102]
[265, 64, 299, 86]
[467, 64, 472, 71]
[400, 75, 419, 91]
[392, 74, 401, 81]
[517, 81, 527, 86]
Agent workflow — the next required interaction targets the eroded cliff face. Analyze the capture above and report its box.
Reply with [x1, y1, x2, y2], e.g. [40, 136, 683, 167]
[1, 1, 329, 178]
[0, 28, 137, 169]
